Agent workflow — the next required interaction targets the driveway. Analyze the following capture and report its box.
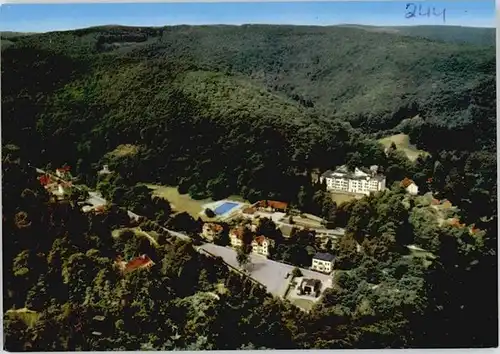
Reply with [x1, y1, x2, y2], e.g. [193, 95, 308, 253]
[199, 243, 332, 297]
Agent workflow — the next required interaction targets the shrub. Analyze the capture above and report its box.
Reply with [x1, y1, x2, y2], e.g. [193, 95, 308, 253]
[292, 267, 303, 278]
[205, 208, 216, 218]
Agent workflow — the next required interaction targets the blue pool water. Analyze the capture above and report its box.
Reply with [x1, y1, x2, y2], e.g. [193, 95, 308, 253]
[214, 202, 239, 215]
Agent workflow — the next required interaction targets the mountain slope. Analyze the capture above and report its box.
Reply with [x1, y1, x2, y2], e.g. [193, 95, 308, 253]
[1, 24, 495, 201]
[337, 25, 495, 46]
[8, 25, 495, 116]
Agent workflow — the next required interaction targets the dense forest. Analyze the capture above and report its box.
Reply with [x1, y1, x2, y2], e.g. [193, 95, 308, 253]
[2, 24, 497, 349]
[3, 147, 497, 350]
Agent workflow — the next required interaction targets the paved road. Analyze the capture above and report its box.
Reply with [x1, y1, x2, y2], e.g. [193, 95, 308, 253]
[199, 243, 332, 297]
[86, 191, 190, 240]
[34, 167, 190, 241]
[34, 166, 331, 295]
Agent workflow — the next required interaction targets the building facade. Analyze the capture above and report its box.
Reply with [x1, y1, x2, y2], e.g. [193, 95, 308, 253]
[251, 236, 274, 257]
[401, 177, 419, 195]
[229, 227, 245, 248]
[311, 252, 335, 274]
[298, 278, 322, 296]
[320, 165, 386, 196]
[230, 228, 274, 257]
[253, 200, 288, 212]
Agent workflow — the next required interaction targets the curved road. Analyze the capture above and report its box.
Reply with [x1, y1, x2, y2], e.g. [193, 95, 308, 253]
[34, 166, 332, 297]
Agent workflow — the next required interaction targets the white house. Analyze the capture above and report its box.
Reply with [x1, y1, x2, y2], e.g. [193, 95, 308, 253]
[320, 165, 386, 196]
[401, 178, 419, 195]
[251, 236, 274, 257]
[229, 227, 245, 248]
[311, 252, 335, 274]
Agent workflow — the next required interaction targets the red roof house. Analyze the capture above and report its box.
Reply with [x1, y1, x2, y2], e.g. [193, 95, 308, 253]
[255, 200, 288, 211]
[56, 166, 71, 178]
[400, 177, 415, 188]
[230, 227, 245, 240]
[253, 235, 267, 246]
[116, 254, 154, 274]
[39, 175, 52, 186]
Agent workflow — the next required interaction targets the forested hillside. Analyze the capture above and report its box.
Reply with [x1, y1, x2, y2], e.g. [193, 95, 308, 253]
[338, 25, 495, 45]
[2, 24, 497, 350]
[3, 150, 497, 350]
[2, 25, 496, 197]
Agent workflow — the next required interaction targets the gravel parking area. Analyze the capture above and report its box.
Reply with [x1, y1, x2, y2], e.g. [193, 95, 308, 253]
[199, 243, 332, 297]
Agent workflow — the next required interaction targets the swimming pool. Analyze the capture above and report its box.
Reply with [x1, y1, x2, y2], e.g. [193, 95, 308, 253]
[214, 201, 240, 215]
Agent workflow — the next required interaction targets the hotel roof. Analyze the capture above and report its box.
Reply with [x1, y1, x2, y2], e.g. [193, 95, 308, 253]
[321, 165, 385, 181]
[313, 252, 335, 262]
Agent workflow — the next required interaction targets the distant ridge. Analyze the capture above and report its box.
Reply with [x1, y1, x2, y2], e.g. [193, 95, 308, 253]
[335, 24, 495, 45]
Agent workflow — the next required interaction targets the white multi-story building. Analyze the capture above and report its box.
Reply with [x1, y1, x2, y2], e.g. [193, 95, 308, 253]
[320, 165, 386, 196]
[229, 227, 245, 248]
[251, 236, 274, 257]
[311, 252, 335, 274]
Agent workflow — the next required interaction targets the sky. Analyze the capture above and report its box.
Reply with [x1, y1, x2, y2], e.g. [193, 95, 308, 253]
[0, 1, 495, 33]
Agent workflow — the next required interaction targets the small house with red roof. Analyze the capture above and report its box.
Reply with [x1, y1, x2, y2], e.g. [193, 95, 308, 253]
[116, 254, 154, 274]
[251, 235, 275, 257]
[229, 227, 245, 248]
[400, 177, 419, 195]
[38, 174, 52, 187]
[55, 166, 71, 179]
[254, 200, 288, 212]
[202, 222, 224, 242]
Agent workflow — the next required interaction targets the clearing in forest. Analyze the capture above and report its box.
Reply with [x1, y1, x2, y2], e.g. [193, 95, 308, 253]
[378, 133, 429, 161]
[145, 184, 248, 220]
[107, 144, 141, 158]
[330, 192, 360, 205]
[146, 184, 210, 218]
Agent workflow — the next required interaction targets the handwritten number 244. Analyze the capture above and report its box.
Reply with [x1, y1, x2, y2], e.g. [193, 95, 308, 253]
[406, 3, 446, 23]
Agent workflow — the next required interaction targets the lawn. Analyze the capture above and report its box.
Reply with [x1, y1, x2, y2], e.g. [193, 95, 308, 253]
[330, 192, 358, 205]
[145, 184, 211, 218]
[108, 143, 140, 157]
[290, 298, 315, 312]
[378, 133, 429, 161]
[145, 184, 249, 219]
[288, 215, 324, 229]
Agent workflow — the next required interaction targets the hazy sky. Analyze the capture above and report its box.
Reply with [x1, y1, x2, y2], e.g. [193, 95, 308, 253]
[0, 1, 495, 33]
